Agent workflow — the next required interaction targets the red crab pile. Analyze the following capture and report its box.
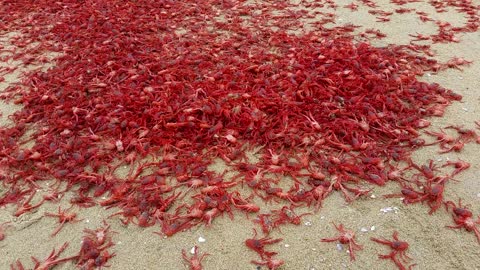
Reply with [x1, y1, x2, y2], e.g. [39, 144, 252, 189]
[0, 0, 479, 269]
[10, 222, 116, 269]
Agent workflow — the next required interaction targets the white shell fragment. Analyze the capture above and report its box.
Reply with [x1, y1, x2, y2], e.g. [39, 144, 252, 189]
[360, 227, 369, 233]
[336, 243, 343, 251]
[380, 206, 399, 213]
[371, 226, 376, 231]
[304, 221, 312, 226]
[198, 236, 206, 243]
[284, 244, 290, 248]
[190, 247, 196, 254]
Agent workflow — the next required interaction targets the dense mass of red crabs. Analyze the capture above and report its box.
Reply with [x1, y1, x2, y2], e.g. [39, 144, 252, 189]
[0, 0, 479, 269]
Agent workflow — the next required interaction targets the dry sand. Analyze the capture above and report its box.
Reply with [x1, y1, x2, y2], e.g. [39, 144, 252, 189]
[1, 0, 480, 269]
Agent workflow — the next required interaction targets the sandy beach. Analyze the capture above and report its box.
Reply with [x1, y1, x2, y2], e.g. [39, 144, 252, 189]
[1, 0, 480, 269]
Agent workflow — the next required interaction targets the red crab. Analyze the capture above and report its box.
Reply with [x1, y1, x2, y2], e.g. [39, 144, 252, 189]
[245, 230, 283, 259]
[445, 200, 480, 244]
[182, 246, 209, 270]
[321, 223, 363, 261]
[371, 231, 415, 270]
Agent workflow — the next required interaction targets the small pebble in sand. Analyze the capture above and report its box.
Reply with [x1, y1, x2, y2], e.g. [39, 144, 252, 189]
[336, 243, 343, 251]
[305, 221, 312, 226]
[370, 194, 376, 199]
[190, 246, 196, 254]
[371, 226, 376, 231]
[476, 193, 480, 198]
[320, 216, 325, 220]
[198, 236, 206, 243]
[360, 227, 369, 233]
[462, 107, 469, 112]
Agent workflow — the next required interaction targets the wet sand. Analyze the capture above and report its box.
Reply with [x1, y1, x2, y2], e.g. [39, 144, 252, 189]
[1, 1, 480, 269]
